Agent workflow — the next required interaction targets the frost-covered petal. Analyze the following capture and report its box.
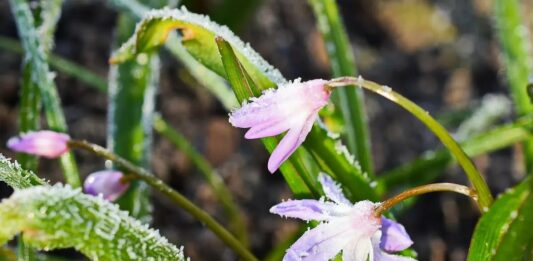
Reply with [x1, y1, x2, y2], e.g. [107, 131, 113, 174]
[342, 238, 374, 261]
[269, 199, 337, 221]
[7, 130, 70, 158]
[84, 170, 129, 201]
[268, 113, 317, 173]
[244, 118, 291, 139]
[318, 173, 351, 205]
[284, 221, 354, 261]
[380, 217, 413, 252]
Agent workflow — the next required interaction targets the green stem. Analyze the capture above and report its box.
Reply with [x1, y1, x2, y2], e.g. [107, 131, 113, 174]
[67, 140, 258, 261]
[328, 77, 493, 210]
[153, 115, 248, 246]
[375, 183, 476, 216]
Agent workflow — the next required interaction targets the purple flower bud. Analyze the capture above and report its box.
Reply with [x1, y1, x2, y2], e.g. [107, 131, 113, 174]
[84, 170, 129, 201]
[7, 130, 70, 158]
[380, 217, 414, 252]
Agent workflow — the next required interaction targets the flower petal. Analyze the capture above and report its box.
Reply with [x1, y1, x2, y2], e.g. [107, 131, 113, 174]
[380, 217, 413, 252]
[374, 232, 416, 261]
[267, 113, 317, 173]
[318, 173, 351, 205]
[244, 118, 291, 139]
[84, 170, 129, 201]
[7, 130, 70, 158]
[342, 238, 373, 261]
[269, 199, 337, 221]
[283, 221, 353, 261]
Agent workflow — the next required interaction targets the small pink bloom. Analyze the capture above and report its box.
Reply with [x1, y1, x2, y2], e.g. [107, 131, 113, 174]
[270, 173, 415, 261]
[7, 130, 70, 158]
[84, 170, 129, 201]
[229, 79, 330, 173]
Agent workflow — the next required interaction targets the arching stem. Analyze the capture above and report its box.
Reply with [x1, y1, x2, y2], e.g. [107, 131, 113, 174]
[327, 76, 493, 210]
[67, 140, 258, 261]
[375, 183, 476, 216]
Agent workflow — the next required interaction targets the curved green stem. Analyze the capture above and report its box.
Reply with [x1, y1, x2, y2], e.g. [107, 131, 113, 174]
[327, 77, 494, 210]
[67, 140, 258, 261]
[375, 183, 476, 216]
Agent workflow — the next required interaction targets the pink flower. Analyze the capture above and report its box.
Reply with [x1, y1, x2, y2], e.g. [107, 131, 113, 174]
[270, 174, 415, 261]
[229, 79, 330, 173]
[7, 130, 70, 158]
[84, 170, 129, 201]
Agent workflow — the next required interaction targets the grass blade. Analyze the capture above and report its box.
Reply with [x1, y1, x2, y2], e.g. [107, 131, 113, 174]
[308, 0, 374, 176]
[108, 13, 159, 221]
[380, 115, 533, 193]
[9, 0, 80, 187]
[492, 0, 533, 173]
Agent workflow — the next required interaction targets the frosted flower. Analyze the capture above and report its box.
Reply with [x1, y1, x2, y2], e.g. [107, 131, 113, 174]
[84, 170, 129, 201]
[229, 79, 330, 173]
[7, 130, 70, 158]
[270, 174, 415, 261]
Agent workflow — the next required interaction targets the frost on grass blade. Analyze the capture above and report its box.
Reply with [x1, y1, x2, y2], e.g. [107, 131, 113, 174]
[468, 177, 533, 260]
[0, 185, 186, 261]
[0, 154, 46, 189]
[110, 7, 286, 88]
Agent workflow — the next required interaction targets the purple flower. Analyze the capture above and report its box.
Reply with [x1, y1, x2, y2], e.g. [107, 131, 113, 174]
[270, 173, 415, 261]
[229, 79, 330, 173]
[7, 130, 70, 158]
[84, 170, 129, 201]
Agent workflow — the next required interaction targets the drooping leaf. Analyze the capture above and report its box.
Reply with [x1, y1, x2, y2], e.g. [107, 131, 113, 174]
[0, 154, 46, 190]
[468, 177, 533, 260]
[110, 7, 285, 89]
[112, 7, 378, 201]
[0, 185, 186, 260]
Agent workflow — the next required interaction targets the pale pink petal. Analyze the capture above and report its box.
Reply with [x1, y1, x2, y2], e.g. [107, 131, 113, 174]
[228, 89, 284, 128]
[84, 170, 129, 201]
[318, 173, 351, 205]
[342, 238, 374, 261]
[244, 118, 291, 139]
[268, 113, 317, 173]
[283, 221, 354, 261]
[269, 199, 337, 221]
[380, 217, 413, 252]
[7, 130, 70, 158]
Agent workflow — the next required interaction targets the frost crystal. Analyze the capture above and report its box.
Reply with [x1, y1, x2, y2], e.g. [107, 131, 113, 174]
[0, 185, 186, 260]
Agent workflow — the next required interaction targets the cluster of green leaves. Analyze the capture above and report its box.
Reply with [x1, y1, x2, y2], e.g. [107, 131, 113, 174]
[2, 0, 533, 259]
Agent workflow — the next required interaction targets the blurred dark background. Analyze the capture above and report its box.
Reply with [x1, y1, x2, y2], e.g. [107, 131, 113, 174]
[1, 0, 532, 260]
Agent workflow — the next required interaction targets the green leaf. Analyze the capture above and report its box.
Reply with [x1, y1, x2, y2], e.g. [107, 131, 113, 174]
[9, 0, 80, 187]
[307, 0, 373, 176]
[109, 0, 238, 110]
[108, 13, 159, 222]
[0, 185, 186, 260]
[492, 0, 533, 173]
[0, 154, 47, 190]
[468, 177, 533, 260]
[110, 7, 284, 90]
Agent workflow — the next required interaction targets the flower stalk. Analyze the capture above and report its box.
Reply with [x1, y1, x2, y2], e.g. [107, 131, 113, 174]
[375, 183, 476, 216]
[67, 139, 258, 261]
[327, 77, 493, 210]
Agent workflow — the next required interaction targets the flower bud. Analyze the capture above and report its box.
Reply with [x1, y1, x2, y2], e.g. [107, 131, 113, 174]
[84, 170, 129, 201]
